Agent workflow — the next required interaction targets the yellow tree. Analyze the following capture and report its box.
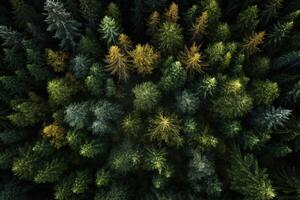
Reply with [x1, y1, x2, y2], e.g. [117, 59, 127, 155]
[190, 11, 209, 40]
[118, 33, 133, 53]
[105, 45, 130, 81]
[180, 42, 207, 73]
[164, 2, 179, 23]
[242, 32, 265, 56]
[47, 49, 69, 72]
[147, 11, 160, 34]
[42, 123, 67, 149]
[130, 44, 160, 75]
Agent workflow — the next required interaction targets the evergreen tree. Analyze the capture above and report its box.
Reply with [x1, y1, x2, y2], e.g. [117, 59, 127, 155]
[122, 113, 143, 137]
[242, 32, 265, 56]
[79, 0, 102, 23]
[0, 26, 21, 47]
[148, 112, 183, 147]
[156, 22, 184, 55]
[164, 2, 179, 23]
[130, 44, 160, 76]
[176, 90, 200, 115]
[237, 5, 259, 35]
[80, 140, 104, 158]
[34, 158, 67, 183]
[251, 80, 280, 105]
[71, 54, 92, 78]
[190, 11, 208, 40]
[268, 21, 294, 47]
[159, 58, 187, 92]
[98, 16, 120, 46]
[179, 43, 207, 73]
[227, 147, 276, 200]
[95, 169, 111, 187]
[64, 101, 90, 130]
[85, 63, 106, 97]
[71, 170, 92, 194]
[47, 49, 69, 72]
[132, 82, 161, 112]
[44, 0, 80, 49]
[42, 123, 67, 149]
[47, 75, 79, 105]
[104, 45, 130, 81]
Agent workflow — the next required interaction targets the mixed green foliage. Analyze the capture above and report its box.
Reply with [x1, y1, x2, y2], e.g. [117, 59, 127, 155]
[0, 0, 300, 199]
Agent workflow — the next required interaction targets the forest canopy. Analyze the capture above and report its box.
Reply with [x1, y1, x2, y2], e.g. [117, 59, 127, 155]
[0, 0, 300, 199]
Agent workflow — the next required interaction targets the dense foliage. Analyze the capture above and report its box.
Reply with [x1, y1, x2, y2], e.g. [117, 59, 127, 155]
[0, 0, 300, 199]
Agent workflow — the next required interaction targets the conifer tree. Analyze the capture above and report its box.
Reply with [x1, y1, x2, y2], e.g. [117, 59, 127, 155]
[71, 170, 92, 194]
[85, 63, 106, 97]
[262, 0, 283, 24]
[95, 169, 111, 187]
[190, 11, 208, 40]
[71, 54, 92, 78]
[42, 123, 67, 149]
[47, 75, 79, 106]
[130, 44, 160, 76]
[164, 2, 179, 23]
[156, 22, 184, 55]
[242, 32, 265, 56]
[0, 26, 21, 47]
[147, 11, 160, 34]
[99, 16, 120, 46]
[44, 0, 80, 49]
[80, 140, 104, 158]
[64, 102, 90, 130]
[132, 82, 161, 112]
[268, 21, 294, 47]
[79, 0, 102, 23]
[34, 158, 67, 183]
[251, 80, 280, 105]
[180, 43, 207, 73]
[47, 49, 69, 72]
[122, 113, 143, 137]
[118, 33, 133, 53]
[227, 147, 276, 200]
[176, 90, 200, 115]
[159, 58, 187, 92]
[105, 45, 130, 81]
[237, 5, 259, 35]
[148, 112, 183, 147]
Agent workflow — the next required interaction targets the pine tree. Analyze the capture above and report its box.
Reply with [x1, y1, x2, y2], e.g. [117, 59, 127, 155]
[268, 21, 294, 47]
[47, 75, 79, 105]
[251, 80, 280, 105]
[190, 11, 208, 40]
[104, 45, 130, 81]
[132, 82, 161, 112]
[288, 80, 300, 103]
[47, 49, 69, 72]
[227, 147, 276, 200]
[254, 106, 292, 130]
[164, 2, 179, 23]
[85, 63, 106, 97]
[80, 140, 104, 158]
[98, 16, 120, 46]
[118, 33, 133, 53]
[71, 54, 92, 78]
[275, 167, 300, 199]
[213, 23, 231, 42]
[0, 26, 21, 47]
[91, 100, 123, 135]
[64, 102, 90, 130]
[108, 140, 142, 174]
[42, 123, 67, 149]
[44, 0, 80, 49]
[179, 43, 207, 73]
[8, 92, 46, 127]
[105, 2, 121, 21]
[194, 75, 217, 100]
[148, 112, 183, 147]
[237, 5, 259, 35]
[159, 58, 187, 92]
[34, 158, 67, 183]
[145, 148, 171, 177]
[95, 169, 111, 187]
[262, 0, 283, 24]
[147, 11, 160, 34]
[71, 170, 92, 194]
[122, 113, 143, 137]
[10, 0, 39, 28]
[79, 0, 102, 23]
[130, 44, 160, 75]
[176, 90, 200, 115]
[242, 32, 265, 56]
[156, 22, 184, 55]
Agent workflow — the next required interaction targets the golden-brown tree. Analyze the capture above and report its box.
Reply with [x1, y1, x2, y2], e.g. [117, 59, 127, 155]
[242, 32, 265, 56]
[180, 42, 207, 73]
[118, 33, 133, 53]
[42, 123, 67, 149]
[130, 44, 160, 75]
[164, 2, 179, 23]
[190, 11, 209, 40]
[147, 11, 160, 34]
[47, 49, 69, 72]
[105, 45, 131, 81]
